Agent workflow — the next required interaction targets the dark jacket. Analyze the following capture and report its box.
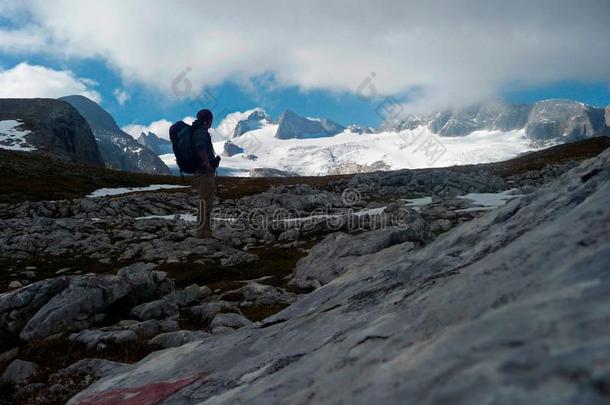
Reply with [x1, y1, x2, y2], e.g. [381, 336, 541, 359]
[191, 123, 216, 172]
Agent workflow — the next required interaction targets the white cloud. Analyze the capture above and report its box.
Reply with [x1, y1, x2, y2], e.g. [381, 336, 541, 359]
[122, 116, 194, 140]
[212, 108, 262, 141]
[122, 111, 248, 141]
[113, 89, 130, 105]
[0, 62, 101, 102]
[4, 0, 610, 111]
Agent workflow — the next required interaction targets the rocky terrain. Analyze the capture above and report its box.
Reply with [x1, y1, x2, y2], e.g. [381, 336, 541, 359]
[0, 138, 608, 404]
[0, 99, 104, 167]
[60, 96, 171, 175]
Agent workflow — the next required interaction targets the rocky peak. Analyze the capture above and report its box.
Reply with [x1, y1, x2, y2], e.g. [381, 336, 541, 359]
[60, 95, 171, 174]
[384, 99, 609, 143]
[222, 140, 244, 157]
[136, 131, 172, 155]
[0, 98, 104, 167]
[275, 109, 345, 139]
[525, 99, 606, 142]
[233, 109, 270, 137]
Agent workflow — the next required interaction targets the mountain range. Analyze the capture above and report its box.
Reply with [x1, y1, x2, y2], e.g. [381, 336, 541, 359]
[1, 96, 609, 177]
[164, 99, 608, 176]
[384, 99, 609, 140]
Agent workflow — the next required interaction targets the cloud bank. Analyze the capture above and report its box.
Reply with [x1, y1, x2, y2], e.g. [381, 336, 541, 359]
[122, 116, 194, 140]
[1, 0, 610, 111]
[0, 62, 101, 102]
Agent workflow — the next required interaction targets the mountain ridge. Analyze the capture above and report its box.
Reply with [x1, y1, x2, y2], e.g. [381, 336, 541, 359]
[60, 95, 171, 175]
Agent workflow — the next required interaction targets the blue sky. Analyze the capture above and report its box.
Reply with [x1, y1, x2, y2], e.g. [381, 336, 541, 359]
[1, 1, 609, 132]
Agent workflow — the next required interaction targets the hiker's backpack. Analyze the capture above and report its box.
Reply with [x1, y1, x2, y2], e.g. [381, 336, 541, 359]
[169, 121, 201, 175]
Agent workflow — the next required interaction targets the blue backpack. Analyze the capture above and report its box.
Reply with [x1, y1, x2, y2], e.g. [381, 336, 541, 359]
[169, 121, 201, 175]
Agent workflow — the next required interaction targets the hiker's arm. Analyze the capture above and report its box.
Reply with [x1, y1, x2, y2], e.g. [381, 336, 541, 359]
[197, 148, 213, 173]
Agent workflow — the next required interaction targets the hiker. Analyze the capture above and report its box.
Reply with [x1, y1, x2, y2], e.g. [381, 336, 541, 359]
[169, 108, 221, 239]
[192, 109, 218, 238]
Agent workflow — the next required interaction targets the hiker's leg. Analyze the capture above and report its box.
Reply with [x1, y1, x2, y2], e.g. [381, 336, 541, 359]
[202, 177, 215, 233]
[195, 175, 215, 237]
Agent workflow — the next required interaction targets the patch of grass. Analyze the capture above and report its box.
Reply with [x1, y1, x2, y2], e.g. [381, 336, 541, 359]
[18, 337, 154, 371]
[159, 240, 316, 292]
[0, 382, 15, 405]
[0, 336, 159, 405]
[0, 149, 184, 204]
[0, 255, 135, 293]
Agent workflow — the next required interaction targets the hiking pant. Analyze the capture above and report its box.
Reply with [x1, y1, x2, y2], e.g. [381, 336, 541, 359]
[193, 173, 216, 236]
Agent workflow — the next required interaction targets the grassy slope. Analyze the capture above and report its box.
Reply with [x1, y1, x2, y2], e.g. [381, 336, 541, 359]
[1, 136, 609, 204]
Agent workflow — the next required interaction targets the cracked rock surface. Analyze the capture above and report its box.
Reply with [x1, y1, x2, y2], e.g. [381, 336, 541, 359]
[68, 150, 610, 404]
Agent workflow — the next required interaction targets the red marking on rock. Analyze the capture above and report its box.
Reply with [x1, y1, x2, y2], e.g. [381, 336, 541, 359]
[71, 375, 201, 405]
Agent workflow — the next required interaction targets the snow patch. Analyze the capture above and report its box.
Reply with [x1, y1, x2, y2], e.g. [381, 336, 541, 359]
[136, 213, 197, 222]
[404, 196, 433, 209]
[213, 125, 539, 176]
[86, 184, 189, 198]
[457, 189, 523, 211]
[0, 120, 36, 151]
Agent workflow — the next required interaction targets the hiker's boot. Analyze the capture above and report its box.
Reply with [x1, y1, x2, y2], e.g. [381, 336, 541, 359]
[196, 228, 213, 239]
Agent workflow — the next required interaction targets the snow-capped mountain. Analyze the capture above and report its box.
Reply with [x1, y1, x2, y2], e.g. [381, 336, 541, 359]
[384, 99, 608, 141]
[60, 95, 171, 175]
[233, 109, 271, 138]
[158, 100, 610, 177]
[274, 109, 345, 139]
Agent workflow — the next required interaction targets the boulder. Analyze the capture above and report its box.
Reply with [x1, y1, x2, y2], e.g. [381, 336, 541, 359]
[291, 224, 429, 289]
[56, 358, 130, 379]
[0, 359, 39, 385]
[131, 297, 179, 321]
[225, 282, 297, 306]
[69, 319, 178, 349]
[19, 275, 131, 340]
[0, 277, 69, 336]
[69, 329, 138, 349]
[210, 313, 253, 333]
[189, 301, 237, 323]
[175, 284, 211, 307]
[277, 228, 299, 242]
[10, 263, 170, 341]
[149, 330, 210, 349]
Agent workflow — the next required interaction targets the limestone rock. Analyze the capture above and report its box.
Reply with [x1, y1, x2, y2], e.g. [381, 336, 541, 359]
[175, 284, 211, 307]
[210, 313, 253, 333]
[189, 301, 237, 323]
[70, 149, 610, 404]
[131, 297, 179, 321]
[149, 330, 210, 349]
[1, 359, 39, 385]
[56, 358, 130, 380]
[291, 225, 426, 289]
